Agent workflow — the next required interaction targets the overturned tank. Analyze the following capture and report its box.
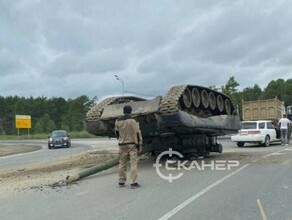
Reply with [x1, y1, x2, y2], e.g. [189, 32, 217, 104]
[85, 85, 240, 156]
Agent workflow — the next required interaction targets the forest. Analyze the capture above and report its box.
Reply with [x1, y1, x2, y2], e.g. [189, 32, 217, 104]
[0, 77, 291, 135]
[219, 77, 292, 114]
[0, 95, 95, 135]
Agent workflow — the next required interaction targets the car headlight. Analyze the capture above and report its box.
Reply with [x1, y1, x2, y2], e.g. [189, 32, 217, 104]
[49, 138, 53, 142]
[64, 137, 68, 141]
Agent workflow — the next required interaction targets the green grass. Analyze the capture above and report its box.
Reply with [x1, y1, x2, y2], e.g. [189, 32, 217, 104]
[0, 131, 97, 140]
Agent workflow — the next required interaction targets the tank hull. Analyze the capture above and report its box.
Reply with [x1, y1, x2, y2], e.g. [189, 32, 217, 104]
[85, 84, 241, 155]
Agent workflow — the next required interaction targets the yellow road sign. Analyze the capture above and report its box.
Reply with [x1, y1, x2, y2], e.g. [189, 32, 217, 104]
[15, 115, 31, 129]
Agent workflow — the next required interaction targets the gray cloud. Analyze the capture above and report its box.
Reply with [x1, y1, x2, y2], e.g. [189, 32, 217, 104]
[0, 0, 292, 100]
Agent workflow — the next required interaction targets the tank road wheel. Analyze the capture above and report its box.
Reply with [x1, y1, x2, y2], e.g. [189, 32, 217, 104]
[225, 99, 231, 115]
[237, 142, 244, 147]
[182, 87, 192, 109]
[192, 88, 200, 108]
[217, 95, 224, 112]
[209, 92, 216, 110]
[262, 135, 270, 147]
[201, 89, 209, 109]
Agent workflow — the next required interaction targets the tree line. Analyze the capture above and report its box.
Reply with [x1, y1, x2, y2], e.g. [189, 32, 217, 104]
[0, 95, 96, 135]
[216, 77, 292, 117]
[0, 77, 291, 135]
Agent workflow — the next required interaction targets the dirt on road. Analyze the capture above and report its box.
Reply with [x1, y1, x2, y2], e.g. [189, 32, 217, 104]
[0, 145, 118, 194]
[1, 143, 289, 194]
[0, 144, 42, 157]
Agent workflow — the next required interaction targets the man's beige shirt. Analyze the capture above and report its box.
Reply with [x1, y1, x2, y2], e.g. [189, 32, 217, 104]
[115, 117, 142, 146]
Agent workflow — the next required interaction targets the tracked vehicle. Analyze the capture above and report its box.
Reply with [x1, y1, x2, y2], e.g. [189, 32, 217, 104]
[85, 85, 240, 156]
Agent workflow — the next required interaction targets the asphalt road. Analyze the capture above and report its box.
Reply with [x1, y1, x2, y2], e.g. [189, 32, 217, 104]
[0, 138, 118, 170]
[0, 139, 292, 220]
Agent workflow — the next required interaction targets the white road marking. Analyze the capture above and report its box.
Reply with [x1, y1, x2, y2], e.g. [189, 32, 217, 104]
[270, 152, 286, 156]
[159, 146, 291, 220]
[257, 199, 268, 220]
[76, 190, 89, 196]
[263, 146, 292, 158]
[158, 164, 250, 220]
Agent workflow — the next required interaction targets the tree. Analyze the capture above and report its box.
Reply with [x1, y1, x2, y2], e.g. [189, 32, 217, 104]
[46, 97, 68, 129]
[221, 76, 239, 96]
[34, 120, 44, 133]
[0, 119, 5, 135]
[241, 84, 262, 101]
[47, 120, 57, 133]
[62, 95, 93, 131]
[0, 95, 95, 135]
[208, 85, 220, 91]
[61, 122, 70, 132]
[284, 79, 292, 106]
[221, 76, 241, 106]
[261, 79, 285, 100]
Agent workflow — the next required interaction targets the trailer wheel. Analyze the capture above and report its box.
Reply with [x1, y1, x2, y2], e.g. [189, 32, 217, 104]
[263, 135, 270, 147]
[237, 142, 244, 147]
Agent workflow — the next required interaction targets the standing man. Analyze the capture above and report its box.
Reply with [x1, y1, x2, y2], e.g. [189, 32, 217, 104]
[278, 114, 291, 145]
[115, 105, 143, 189]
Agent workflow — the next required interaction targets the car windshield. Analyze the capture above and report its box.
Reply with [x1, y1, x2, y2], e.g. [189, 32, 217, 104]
[52, 131, 67, 138]
[241, 122, 257, 129]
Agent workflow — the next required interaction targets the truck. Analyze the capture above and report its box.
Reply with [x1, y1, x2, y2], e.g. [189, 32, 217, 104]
[85, 84, 241, 156]
[67, 84, 242, 183]
[241, 97, 285, 122]
[232, 98, 291, 147]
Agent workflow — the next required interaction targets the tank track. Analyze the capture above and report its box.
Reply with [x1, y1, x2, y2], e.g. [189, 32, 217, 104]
[158, 85, 187, 114]
[87, 85, 237, 121]
[158, 85, 236, 117]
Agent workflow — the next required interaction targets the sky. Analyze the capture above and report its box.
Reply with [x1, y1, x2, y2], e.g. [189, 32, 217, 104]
[1, 0, 292, 101]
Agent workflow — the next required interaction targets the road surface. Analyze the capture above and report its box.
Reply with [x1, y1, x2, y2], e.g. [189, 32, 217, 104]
[0, 139, 291, 220]
[0, 138, 118, 170]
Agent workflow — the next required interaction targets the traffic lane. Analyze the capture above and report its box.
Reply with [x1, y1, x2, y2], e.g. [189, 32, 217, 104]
[0, 142, 290, 220]
[217, 138, 285, 163]
[0, 137, 276, 171]
[0, 138, 118, 170]
[169, 146, 292, 220]
[0, 160, 245, 220]
[218, 137, 283, 149]
[72, 138, 118, 151]
[0, 139, 95, 170]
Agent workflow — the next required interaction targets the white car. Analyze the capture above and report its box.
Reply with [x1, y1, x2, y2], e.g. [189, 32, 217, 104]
[231, 120, 281, 147]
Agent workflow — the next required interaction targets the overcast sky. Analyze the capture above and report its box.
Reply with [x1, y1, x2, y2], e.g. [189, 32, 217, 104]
[1, 0, 291, 100]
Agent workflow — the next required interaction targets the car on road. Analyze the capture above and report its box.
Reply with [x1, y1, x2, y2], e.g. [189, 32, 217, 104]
[48, 130, 71, 149]
[231, 120, 281, 147]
